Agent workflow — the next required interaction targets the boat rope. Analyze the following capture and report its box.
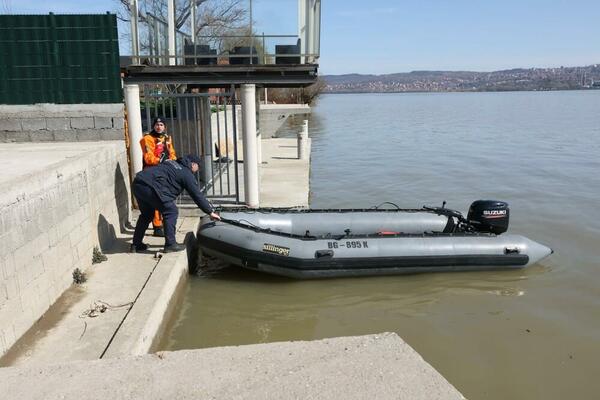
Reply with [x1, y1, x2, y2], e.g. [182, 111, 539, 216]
[237, 219, 262, 229]
[78, 300, 134, 340]
[215, 206, 429, 214]
[371, 202, 401, 210]
[214, 216, 493, 240]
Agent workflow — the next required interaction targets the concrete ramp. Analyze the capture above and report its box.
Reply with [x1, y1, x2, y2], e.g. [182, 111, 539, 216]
[0, 333, 464, 400]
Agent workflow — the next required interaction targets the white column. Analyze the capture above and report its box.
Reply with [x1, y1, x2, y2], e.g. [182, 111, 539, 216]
[167, 0, 176, 65]
[307, 0, 314, 63]
[298, 119, 309, 160]
[304, 0, 310, 63]
[298, 0, 306, 64]
[313, 0, 321, 60]
[129, 0, 140, 64]
[190, 0, 196, 44]
[154, 18, 162, 65]
[124, 84, 143, 177]
[241, 84, 259, 208]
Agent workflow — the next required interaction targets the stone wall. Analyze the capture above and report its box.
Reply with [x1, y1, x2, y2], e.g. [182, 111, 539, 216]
[0, 104, 124, 142]
[0, 142, 131, 357]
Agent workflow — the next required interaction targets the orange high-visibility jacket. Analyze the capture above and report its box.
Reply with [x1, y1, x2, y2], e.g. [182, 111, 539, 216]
[140, 132, 177, 167]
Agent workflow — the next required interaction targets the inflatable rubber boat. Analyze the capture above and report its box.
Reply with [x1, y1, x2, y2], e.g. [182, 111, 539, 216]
[197, 200, 553, 279]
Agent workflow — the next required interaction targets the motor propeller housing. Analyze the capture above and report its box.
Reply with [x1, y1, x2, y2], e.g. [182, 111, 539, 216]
[467, 200, 510, 234]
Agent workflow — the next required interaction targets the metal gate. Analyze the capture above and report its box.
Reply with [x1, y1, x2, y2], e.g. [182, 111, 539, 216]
[141, 84, 240, 204]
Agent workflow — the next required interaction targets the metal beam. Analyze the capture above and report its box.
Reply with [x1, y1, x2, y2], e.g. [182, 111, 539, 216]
[124, 76, 317, 87]
[123, 64, 319, 87]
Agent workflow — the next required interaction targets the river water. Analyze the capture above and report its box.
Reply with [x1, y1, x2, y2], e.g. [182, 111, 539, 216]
[160, 91, 600, 399]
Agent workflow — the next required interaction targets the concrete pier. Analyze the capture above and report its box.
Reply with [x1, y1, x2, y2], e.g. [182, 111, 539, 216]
[260, 137, 311, 207]
[0, 333, 464, 400]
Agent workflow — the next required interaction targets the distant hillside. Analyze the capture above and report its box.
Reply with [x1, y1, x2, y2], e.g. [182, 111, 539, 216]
[322, 65, 600, 93]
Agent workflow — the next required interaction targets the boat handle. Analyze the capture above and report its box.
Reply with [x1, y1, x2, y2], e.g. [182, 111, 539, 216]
[315, 250, 334, 259]
[504, 247, 520, 254]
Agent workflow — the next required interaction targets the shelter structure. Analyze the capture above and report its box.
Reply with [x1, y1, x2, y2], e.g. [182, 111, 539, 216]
[123, 0, 321, 208]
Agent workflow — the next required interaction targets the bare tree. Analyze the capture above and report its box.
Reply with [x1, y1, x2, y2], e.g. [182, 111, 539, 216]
[116, 0, 247, 95]
[267, 78, 326, 105]
[115, 0, 247, 46]
[1, 0, 12, 14]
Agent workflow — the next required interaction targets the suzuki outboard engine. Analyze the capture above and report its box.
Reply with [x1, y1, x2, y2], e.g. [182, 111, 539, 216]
[467, 200, 509, 234]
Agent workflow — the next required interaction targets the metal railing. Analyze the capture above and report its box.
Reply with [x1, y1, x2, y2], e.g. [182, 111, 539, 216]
[129, 34, 319, 67]
[141, 85, 241, 204]
[127, 0, 321, 67]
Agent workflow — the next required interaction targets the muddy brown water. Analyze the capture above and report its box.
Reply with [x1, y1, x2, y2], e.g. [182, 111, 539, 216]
[160, 91, 600, 399]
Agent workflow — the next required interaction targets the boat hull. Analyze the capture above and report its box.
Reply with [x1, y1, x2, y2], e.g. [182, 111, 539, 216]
[197, 211, 552, 279]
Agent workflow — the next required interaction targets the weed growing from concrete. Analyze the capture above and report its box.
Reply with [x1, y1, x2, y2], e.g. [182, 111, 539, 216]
[72, 268, 87, 284]
[92, 246, 108, 264]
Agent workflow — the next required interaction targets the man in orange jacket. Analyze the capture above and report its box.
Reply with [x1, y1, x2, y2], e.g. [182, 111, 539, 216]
[140, 117, 177, 237]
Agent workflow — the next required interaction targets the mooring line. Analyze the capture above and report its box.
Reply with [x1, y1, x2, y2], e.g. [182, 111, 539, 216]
[98, 254, 163, 359]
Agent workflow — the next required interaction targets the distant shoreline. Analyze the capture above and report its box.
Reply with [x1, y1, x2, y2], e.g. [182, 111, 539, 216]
[322, 64, 600, 94]
[322, 87, 600, 95]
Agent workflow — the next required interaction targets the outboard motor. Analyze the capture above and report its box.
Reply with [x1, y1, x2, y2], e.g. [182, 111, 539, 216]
[467, 200, 509, 234]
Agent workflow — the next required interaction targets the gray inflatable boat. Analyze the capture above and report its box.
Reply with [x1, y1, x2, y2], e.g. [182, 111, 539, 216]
[197, 200, 553, 279]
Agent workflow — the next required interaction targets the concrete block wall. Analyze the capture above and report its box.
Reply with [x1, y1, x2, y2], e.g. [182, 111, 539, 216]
[0, 142, 131, 357]
[0, 104, 125, 142]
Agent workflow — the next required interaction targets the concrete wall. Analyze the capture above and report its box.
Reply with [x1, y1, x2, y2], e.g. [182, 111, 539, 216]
[210, 104, 241, 159]
[0, 104, 124, 142]
[259, 104, 310, 138]
[0, 142, 131, 357]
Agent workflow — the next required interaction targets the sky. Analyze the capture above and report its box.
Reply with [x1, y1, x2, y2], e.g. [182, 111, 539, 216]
[4, 0, 600, 75]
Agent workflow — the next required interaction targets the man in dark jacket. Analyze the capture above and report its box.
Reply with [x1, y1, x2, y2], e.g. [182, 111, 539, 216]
[131, 154, 220, 253]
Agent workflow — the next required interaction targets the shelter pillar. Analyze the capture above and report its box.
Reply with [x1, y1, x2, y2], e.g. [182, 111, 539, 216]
[129, 0, 140, 64]
[241, 84, 260, 208]
[124, 84, 143, 178]
[190, 0, 196, 43]
[167, 0, 176, 65]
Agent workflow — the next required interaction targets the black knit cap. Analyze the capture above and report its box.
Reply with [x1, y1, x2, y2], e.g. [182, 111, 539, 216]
[152, 117, 166, 126]
[186, 154, 202, 165]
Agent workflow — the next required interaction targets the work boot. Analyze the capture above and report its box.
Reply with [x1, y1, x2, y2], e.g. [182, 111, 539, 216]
[163, 243, 185, 253]
[153, 227, 165, 237]
[130, 243, 149, 253]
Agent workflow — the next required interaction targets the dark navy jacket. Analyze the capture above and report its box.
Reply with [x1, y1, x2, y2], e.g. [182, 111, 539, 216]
[134, 156, 213, 214]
